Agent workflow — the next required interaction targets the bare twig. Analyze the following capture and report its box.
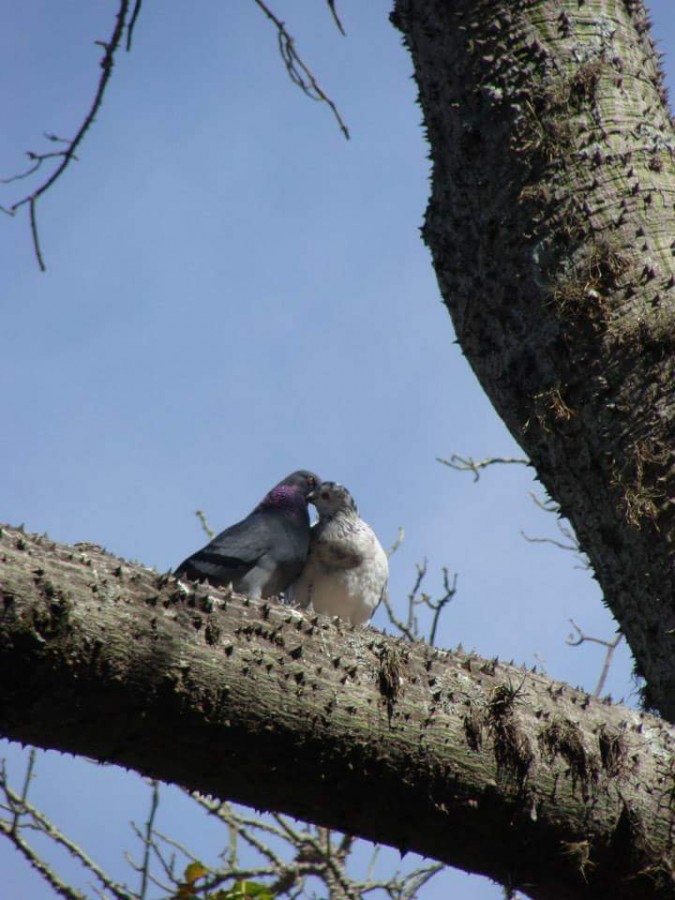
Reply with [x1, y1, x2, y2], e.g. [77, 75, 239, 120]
[521, 496, 590, 570]
[382, 559, 457, 648]
[326, 1, 346, 35]
[428, 568, 458, 648]
[386, 526, 405, 558]
[0, 772, 134, 900]
[566, 620, 624, 697]
[251, 0, 349, 139]
[126, 0, 144, 50]
[437, 454, 529, 482]
[520, 530, 578, 553]
[0, 820, 87, 900]
[195, 509, 216, 539]
[138, 780, 160, 900]
[11, 748, 37, 836]
[381, 591, 416, 643]
[528, 491, 559, 514]
[4, 0, 132, 270]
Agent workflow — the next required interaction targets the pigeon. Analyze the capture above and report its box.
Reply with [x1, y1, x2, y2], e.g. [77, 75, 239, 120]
[174, 470, 320, 598]
[290, 482, 388, 626]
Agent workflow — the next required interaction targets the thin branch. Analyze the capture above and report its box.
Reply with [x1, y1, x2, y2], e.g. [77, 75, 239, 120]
[11, 748, 37, 836]
[5, 0, 131, 269]
[0, 776, 134, 900]
[386, 526, 405, 558]
[251, 0, 349, 139]
[520, 530, 579, 553]
[437, 454, 529, 482]
[380, 590, 416, 643]
[126, 0, 144, 51]
[138, 780, 160, 900]
[326, 0, 346, 36]
[427, 568, 458, 648]
[566, 620, 624, 697]
[195, 509, 216, 540]
[29, 199, 45, 272]
[0, 151, 66, 185]
[382, 559, 456, 647]
[528, 491, 559, 514]
[0, 821, 87, 900]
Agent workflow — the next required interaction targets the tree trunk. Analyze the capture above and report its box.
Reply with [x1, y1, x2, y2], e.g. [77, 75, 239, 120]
[393, 0, 675, 720]
[0, 524, 674, 899]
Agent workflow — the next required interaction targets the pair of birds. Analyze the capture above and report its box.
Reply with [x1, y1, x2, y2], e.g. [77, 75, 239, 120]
[174, 471, 388, 626]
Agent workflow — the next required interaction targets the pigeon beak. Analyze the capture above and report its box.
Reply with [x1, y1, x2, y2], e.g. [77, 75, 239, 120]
[306, 490, 316, 503]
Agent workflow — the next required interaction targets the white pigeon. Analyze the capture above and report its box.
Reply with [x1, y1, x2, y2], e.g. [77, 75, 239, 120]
[290, 482, 388, 626]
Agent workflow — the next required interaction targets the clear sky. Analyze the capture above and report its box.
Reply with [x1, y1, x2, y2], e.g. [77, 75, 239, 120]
[2, 2, 673, 897]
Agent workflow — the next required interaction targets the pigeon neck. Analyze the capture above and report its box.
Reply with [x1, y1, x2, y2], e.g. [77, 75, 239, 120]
[259, 485, 308, 520]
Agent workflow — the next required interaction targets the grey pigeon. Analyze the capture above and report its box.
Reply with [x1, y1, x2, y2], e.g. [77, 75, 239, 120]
[290, 482, 388, 626]
[174, 470, 320, 598]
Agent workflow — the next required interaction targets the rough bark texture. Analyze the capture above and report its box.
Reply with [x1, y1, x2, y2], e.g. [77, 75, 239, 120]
[0, 524, 674, 899]
[393, 0, 675, 720]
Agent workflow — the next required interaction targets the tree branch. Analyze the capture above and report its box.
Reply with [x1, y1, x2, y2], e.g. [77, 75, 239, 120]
[0, 524, 673, 899]
[252, 0, 349, 139]
[4, 0, 131, 270]
[394, 0, 675, 719]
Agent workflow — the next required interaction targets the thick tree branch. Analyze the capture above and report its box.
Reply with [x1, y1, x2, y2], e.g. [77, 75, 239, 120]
[393, 0, 675, 720]
[0, 525, 674, 900]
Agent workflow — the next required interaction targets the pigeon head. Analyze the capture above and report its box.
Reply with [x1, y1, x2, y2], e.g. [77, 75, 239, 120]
[259, 470, 320, 513]
[307, 481, 358, 519]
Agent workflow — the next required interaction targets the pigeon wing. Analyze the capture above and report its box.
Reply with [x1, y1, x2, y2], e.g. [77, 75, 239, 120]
[174, 511, 274, 588]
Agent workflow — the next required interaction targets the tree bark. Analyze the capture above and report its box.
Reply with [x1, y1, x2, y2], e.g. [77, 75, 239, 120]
[0, 524, 674, 899]
[393, 0, 675, 720]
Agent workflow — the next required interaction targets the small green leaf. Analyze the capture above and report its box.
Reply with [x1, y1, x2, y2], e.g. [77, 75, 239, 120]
[184, 861, 210, 885]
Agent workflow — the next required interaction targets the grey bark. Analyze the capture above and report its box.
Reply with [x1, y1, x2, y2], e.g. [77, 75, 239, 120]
[0, 524, 674, 899]
[393, 0, 675, 719]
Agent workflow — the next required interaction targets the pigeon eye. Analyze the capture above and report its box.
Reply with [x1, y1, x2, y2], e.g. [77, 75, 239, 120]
[320, 491, 330, 500]
[307, 476, 316, 487]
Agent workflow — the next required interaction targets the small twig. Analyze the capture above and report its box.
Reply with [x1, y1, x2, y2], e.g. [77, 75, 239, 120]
[138, 780, 160, 900]
[29, 199, 45, 272]
[149, 827, 201, 866]
[5, 0, 131, 269]
[195, 509, 215, 539]
[326, 0, 346, 35]
[11, 748, 37, 836]
[0, 777, 133, 900]
[365, 844, 381, 882]
[521, 530, 578, 552]
[251, 0, 349, 139]
[566, 620, 623, 697]
[381, 591, 416, 643]
[386, 526, 405, 558]
[0, 821, 87, 900]
[528, 490, 559, 513]
[126, 0, 144, 50]
[521, 510, 590, 569]
[0, 152, 65, 185]
[437, 454, 528, 482]
[427, 568, 458, 648]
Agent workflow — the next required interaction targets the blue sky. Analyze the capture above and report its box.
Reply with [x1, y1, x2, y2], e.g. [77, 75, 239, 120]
[2, 2, 673, 897]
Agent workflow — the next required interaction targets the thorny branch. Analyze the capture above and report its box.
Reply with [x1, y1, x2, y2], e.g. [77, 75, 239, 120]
[0, 744, 446, 899]
[0, 756, 134, 900]
[4, 0, 348, 270]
